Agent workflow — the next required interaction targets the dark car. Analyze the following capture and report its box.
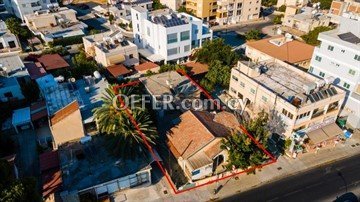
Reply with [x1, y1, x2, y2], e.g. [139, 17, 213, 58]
[334, 192, 359, 202]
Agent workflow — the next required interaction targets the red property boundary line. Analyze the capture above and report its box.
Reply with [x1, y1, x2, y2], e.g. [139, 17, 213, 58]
[113, 70, 277, 195]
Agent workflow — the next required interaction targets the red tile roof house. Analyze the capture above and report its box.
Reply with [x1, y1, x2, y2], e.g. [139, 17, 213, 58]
[167, 110, 239, 181]
[106, 64, 132, 80]
[37, 54, 70, 72]
[134, 62, 160, 75]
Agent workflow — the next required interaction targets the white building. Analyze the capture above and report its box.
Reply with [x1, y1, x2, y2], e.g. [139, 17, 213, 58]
[131, 7, 212, 63]
[83, 30, 139, 67]
[0, 54, 29, 101]
[4, 0, 58, 22]
[0, 21, 21, 54]
[24, 7, 87, 43]
[308, 17, 360, 128]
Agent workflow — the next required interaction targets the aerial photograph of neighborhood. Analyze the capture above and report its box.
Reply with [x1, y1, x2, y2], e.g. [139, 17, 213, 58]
[0, 0, 359, 201]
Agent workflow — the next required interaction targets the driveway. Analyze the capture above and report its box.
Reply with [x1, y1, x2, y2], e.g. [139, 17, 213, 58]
[15, 129, 39, 178]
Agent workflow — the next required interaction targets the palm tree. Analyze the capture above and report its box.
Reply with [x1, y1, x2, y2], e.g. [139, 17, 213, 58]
[93, 85, 157, 159]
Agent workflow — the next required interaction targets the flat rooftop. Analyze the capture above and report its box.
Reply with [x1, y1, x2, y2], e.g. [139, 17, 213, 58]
[239, 61, 343, 107]
[320, 18, 360, 46]
[139, 71, 198, 96]
[0, 76, 18, 88]
[38, 75, 108, 118]
[148, 10, 189, 27]
[0, 54, 27, 77]
[250, 62, 314, 98]
[59, 136, 151, 192]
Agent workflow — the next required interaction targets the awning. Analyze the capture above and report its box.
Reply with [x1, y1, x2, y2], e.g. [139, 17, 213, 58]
[138, 48, 164, 62]
[307, 123, 342, 144]
[107, 54, 125, 65]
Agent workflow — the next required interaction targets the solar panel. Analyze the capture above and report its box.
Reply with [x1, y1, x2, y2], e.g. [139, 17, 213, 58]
[338, 32, 360, 44]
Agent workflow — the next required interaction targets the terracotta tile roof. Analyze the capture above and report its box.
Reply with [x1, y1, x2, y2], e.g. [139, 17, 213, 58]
[25, 62, 46, 79]
[39, 150, 60, 172]
[246, 36, 315, 63]
[134, 62, 159, 72]
[184, 62, 209, 75]
[167, 110, 238, 159]
[106, 64, 131, 78]
[37, 54, 69, 71]
[50, 101, 79, 126]
[42, 169, 62, 198]
[204, 139, 222, 159]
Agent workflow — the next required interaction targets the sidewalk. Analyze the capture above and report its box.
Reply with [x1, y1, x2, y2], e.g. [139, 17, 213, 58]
[210, 17, 270, 32]
[114, 133, 360, 201]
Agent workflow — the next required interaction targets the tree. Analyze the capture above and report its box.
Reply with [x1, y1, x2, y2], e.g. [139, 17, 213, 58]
[220, 111, 271, 171]
[89, 29, 101, 35]
[71, 51, 99, 79]
[301, 26, 334, 46]
[201, 60, 231, 91]
[20, 80, 40, 103]
[177, 6, 194, 15]
[312, 0, 332, 9]
[93, 85, 158, 159]
[192, 38, 239, 66]
[273, 14, 283, 24]
[0, 160, 40, 202]
[159, 64, 187, 73]
[153, 0, 166, 10]
[262, 0, 277, 7]
[5, 18, 30, 39]
[109, 13, 115, 24]
[244, 29, 262, 41]
[278, 5, 286, 12]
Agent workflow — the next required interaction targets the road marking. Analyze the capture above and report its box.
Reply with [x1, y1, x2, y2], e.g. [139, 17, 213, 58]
[267, 197, 279, 202]
[305, 182, 323, 189]
[284, 189, 302, 197]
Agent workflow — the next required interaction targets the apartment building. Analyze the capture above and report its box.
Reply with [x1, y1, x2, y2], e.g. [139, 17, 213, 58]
[0, 21, 21, 54]
[216, 0, 261, 25]
[277, 0, 308, 7]
[308, 17, 360, 128]
[186, 0, 217, 21]
[282, 7, 331, 34]
[160, 0, 183, 10]
[185, 0, 260, 24]
[229, 59, 345, 138]
[24, 7, 87, 43]
[131, 7, 212, 63]
[328, 0, 360, 23]
[83, 30, 139, 67]
[4, 0, 58, 21]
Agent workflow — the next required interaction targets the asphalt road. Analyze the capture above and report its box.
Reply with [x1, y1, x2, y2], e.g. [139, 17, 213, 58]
[223, 154, 360, 202]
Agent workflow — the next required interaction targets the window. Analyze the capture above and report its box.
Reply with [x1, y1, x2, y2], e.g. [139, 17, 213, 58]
[327, 45, 334, 51]
[236, 10, 241, 15]
[261, 96, 267, 102]
[309, 66, 313, 73]
[4, 92, 13, 98]
[341, 49, 345, 53]
[191, 169, 200, 176]
[343, 82, 350, 89]
[195, 29, 199, 34]
[349, 69, 356, 76]
[129, 54, 134, 58]
[355, 54, 360, 61]
[0, 42, 3, 49]
[319, 71, 325, 77]
[180, 31, 190, 41]
[240, 81, 245, 87]
[250, 88, 255, 94]
[237, 3, 242, 7]
[167, 33, 177, 44]
[147, 27, 150, 36]
[137, 24, 139, 32]
[315, 55, 322, 62]
[8, 41, 16, 48]
[296, 111, 311, 120]
[136, 14, 138, 20]
[184, 45, 190, 52]
[282, 108, 294, 119]
[230, 87, 236, 93]
[232, 75, 238, 81]
[167, 47, 178, 56]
